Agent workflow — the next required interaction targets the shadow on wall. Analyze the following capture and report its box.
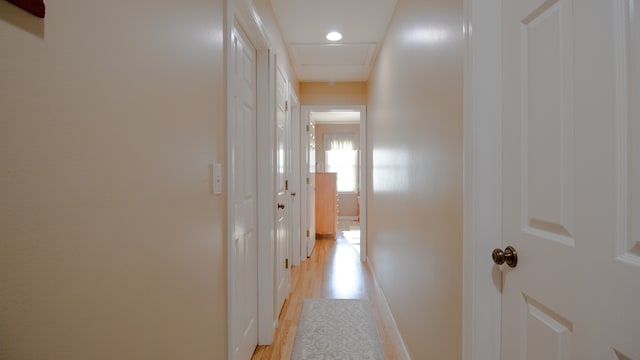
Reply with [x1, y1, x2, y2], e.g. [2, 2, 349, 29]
[0, 1, 45, 38]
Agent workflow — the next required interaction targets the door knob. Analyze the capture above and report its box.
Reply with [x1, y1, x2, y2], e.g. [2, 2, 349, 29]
[290, 192, 296, 197]
[277, 203, 285, 209]
[492, 246, 518, 268]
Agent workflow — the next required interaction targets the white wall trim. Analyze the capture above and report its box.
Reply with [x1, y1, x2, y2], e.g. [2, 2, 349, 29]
[302, 105, 368, 262]
[225, 2, 235, 358]
[233, 0, 272, 49]
[367, 256, 411, 360]
[462, 0, 503, 359]
[300, 106, 311, 262]
[613, 0, 640, 266]
[359, 107, 367, 263]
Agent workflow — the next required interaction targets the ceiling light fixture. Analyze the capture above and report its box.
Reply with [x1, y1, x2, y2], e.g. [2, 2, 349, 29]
[326, 31, 343, 41]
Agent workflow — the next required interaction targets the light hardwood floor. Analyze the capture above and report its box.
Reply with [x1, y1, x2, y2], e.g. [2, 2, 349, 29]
[251, 225, 406, 359]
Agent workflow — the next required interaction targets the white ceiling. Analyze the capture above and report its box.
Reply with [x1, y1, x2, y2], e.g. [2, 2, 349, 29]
[270, 0, 398, 82]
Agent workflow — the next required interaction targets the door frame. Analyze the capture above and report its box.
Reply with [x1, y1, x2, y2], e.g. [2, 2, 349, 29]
[300, 107, 315, 260]
[462, 0, 502, 359]
[227, 21, 259, 360]
[273, 61, 291, 322]
[301, 105, 368, 263]
[289, 87, 302, 266]
[226, 0, 280, 355]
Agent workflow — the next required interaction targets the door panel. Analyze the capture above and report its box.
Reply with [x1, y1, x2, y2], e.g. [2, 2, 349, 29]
[519, 294, 573, 359]
[520, 0, 574, 247]
[230, 26, 257, 360]
[501, 0, 640, 359]
[274, 64, 290, 318]
[502, 1, 576, 357]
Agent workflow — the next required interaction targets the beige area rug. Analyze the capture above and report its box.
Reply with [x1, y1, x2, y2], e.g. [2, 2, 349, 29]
[291, 299, 384, 360]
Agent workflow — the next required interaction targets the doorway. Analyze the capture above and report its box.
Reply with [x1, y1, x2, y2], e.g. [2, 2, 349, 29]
[464, 0, 640, 358]
[227, 22, 260, 360]
[301, 105, 367, 262]
[227, 0, 285, 355]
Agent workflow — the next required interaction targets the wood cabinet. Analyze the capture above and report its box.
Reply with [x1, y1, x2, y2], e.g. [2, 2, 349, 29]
[315, 172, 337, 237]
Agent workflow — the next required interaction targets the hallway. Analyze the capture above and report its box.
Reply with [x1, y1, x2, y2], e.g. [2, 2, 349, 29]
[1, 0, 464, 358]
[252, 233, 405, 359]
[2, 0, 639, 357]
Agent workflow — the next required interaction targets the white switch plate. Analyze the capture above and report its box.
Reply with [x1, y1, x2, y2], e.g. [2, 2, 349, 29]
[213, 163, 222, 195]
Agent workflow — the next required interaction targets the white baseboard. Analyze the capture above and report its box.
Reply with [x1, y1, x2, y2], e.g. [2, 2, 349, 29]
[367, 256, 412, 360]
[338, 216, 359, 221]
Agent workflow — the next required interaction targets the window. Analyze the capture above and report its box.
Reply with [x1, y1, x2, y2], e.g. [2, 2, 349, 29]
[324, 133, 358, 192]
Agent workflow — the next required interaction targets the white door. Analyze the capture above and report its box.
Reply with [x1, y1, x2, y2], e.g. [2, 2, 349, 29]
[289, 90, 302, 266]
[230, 26, 258, 360]
[306, 118, 316, 257]
[500, 0, 640, 359]
[274, 64, 290, 317]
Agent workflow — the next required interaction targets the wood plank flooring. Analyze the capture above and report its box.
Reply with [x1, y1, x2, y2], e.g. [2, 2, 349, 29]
[251, 226, 406, 359]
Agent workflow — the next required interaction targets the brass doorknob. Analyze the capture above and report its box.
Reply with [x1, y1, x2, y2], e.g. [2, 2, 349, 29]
[277, 203, 285, 209]
[492, 246, 518, 268]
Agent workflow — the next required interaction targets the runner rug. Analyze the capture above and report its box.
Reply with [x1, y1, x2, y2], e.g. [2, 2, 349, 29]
[291, 298, 384, 360]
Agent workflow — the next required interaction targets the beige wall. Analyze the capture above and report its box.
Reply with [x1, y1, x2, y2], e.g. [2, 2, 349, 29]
[0, 1, 227, 358]
[367, 0, 464, 358]
[315, 124, 360, 217]
[300, 82, 367, 105]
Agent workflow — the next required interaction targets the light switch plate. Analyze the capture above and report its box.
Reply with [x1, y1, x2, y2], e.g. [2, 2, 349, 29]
[213, 163, 222, 195]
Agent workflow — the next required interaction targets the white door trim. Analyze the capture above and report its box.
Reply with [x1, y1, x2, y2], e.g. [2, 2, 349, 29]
[273, 60, 291, 326]
[226, 0, 278, 355]
[360, 107, 367, 263]
[462, 0, 502, 359]
[256, 48, 276, 345]
[301, 105, 367, 263]
[300, 106, 314, 260]
[289, 88, 302, 266]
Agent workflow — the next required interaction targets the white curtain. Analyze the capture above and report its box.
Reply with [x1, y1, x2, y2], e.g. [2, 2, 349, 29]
[323, 133, 358, 151]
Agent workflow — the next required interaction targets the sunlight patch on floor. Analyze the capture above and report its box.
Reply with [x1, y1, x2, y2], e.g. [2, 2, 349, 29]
[338, 220, 361, 254]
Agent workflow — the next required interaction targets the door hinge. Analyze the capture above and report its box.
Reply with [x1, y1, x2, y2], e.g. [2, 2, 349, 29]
[285, 180, 289, 190]
[306, 177, 310, 184]
[306, 124, 310, 132]
[306, 230, 310, 237]
[285, 101, 288, 111]
[285, 258, 289, 269]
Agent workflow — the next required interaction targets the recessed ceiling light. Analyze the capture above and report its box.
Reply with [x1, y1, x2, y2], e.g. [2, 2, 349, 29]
[326, 31, 343, 41]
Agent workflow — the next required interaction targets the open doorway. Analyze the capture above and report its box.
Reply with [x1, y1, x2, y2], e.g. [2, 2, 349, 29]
[301, 105, 367, 262]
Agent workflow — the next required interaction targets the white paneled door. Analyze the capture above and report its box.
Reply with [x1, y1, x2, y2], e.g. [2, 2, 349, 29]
[275, 64, 290, 318]
[230, 26, 258, 360]
[500, 0, 640, 359]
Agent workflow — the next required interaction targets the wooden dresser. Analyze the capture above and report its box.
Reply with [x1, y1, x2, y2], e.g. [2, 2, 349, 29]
[315, 172, 337, 238]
